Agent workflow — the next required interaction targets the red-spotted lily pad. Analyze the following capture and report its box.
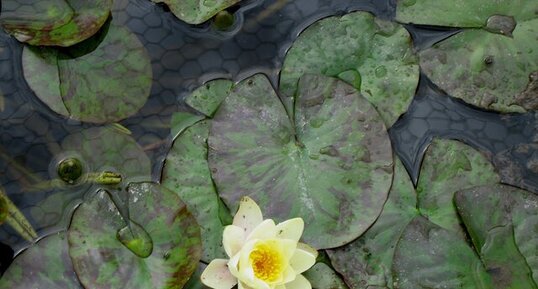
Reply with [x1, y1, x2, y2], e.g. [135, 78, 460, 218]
[280, 11, 419, 126]
[68, 183, 202, 289]
[22, 24, 152, 123]
[0, 232, 82, 289]
[0, 0, 112, 47]
[162, 119, 230, 262]
[151, 0, 241, 25]
[328, 139, 500, 289]
[397, 0, 538, 113]
[208, 74, 394, 249]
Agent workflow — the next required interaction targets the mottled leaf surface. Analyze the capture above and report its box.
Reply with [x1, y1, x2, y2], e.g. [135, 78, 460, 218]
[280, 11, 419, 126]
[328, 159, 417, 289]
[185, 79, 233, 117]
[22, 24, 152, 123]
[31, 126, 151, 233]
[493, 143, 538, 194]
[183, 263, 210, 289]
[0, 232, 82, 289]
[0, 0, 112, 46]
[151, 0, 241, 24]
[392, 216, 494, 289]
[170, 112, 205, 139]
[416, 139, 500, 237]
[396, 0, 538, 27]
[455, 185, 538, 287]
[162, 120, 229, 262]
[68, 183, 202, 289]
[419, 19, 538, 113]
[209, 74, 393, 249]
[303, 262, 349, 289]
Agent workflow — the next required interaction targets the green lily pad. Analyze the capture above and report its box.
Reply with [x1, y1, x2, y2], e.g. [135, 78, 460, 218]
[418, 18, 538, 113]
[0, 232, 82, 289]
[22, 24, 152, 123]
[455, 185, 538, 286]
[416, 139, 500, 236]
[392, 216, 495, 289]
[162, 119, 230, 262]
[327, 159, 417, 289]
[185, 79, 234, 117]
[303, 263, 349, 289]
[208, 73, 393, 249]
[396, 0, 538, 28]
[280, 11, 419, 126]
[0, 0, 112, 47]
[151, 0, 241, 25]
[327, 139, 500, 289]
[30, 126, 151, 232]
[68, 183, 202, 289]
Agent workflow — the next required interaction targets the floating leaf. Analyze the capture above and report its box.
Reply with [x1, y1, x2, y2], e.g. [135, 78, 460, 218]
[208, 74, 393, 249]
[162, 119, 230, 262]
[0, 187, 37, 242]
[183, 263, 210, 289]
[0, 232, 82, 289]
[280, 11, 419, 126]
[392, 216, 494, 289]
[68, 183, 202, 289]
[303, 263, 349, 289]
[416, 139, 500, 236]
[22, 24, 152, 123]
[328, 159, 417, 289]
[396, 0, 537, 28]
[151, 0, 241, 25]
[418, 19, 538, 113]
[455, 185, 538, 286]
[0, 0, 112, 47]
[185, 79, 233, 117]
[31, 126, 151, 233]
[493, 143, 538, 193]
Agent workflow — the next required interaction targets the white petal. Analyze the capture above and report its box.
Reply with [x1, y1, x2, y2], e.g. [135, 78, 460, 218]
[233, 196, 263, 236]
[281, 265, 296, 284]
[228, 253, 241, 278]
[223, 225, 246, 257]
[289, 243, 317, 274]
[285, 274, 311, 289]
[247, 219, 277, 241]
[275, 218, 304, 242]
[201, 259, 237, 289]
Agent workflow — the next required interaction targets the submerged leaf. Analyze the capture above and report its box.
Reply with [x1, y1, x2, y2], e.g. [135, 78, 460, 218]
[23, 24, 152, 123]
[280, 11, 419, 126]
[0, 0, 112, 47]
[0, 232, 82, 289]
[162, 119, 230, 262]
[151, 0, 241, 25]
[0, 187, 37, 242]
[68, 183, 202, 289]
[419, 19, 538, 113]
[208, 74, 393, 249]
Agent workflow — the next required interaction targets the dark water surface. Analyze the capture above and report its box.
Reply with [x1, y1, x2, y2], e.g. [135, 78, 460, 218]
[0, 0, 536, 267]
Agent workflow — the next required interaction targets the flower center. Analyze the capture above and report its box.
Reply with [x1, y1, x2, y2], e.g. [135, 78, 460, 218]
[249, 242, 285, 282]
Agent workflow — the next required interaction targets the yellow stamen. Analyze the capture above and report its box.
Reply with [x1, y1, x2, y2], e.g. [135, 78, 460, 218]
[249, 241, 285, 282]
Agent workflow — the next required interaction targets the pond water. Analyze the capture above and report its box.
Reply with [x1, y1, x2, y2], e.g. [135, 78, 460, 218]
[0, 0, 536, 273]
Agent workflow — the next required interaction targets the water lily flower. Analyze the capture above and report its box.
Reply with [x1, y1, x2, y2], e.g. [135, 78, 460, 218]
[201, 196, 318, 289]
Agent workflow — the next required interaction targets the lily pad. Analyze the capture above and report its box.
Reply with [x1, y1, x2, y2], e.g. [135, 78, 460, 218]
[396, 0, 538, 28]
[0, 232, 82, 289]
[455, 185, 538, 286]
[162, 119, 230, 262]
[493, 143, 538, 194]
[416, 139, 500, 236]
[30, 126, 151, 233]
[280, 11, 419, 126]
[418, 19, 538, 113]
[0, 0, 112, 47]
[22, 24, 152, 123]
[151, 0, 241, 25]
[327, 159, 417, 289]
[68, 183, 202, 289]
[327, 139, 500, 289]
[185, 79, 234, 117]
[303, 263, 349, 289]
[208, 73, 393, 249]
[392, 216, 495, 289]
